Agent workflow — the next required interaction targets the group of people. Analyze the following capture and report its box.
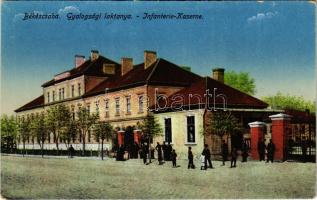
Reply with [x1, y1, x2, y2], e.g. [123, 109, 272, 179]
[257, 139, 276, 163]
[114, 138, 277, 168]
[146, 141, 252, 169]
[144, 142, 177, 166]
[220, 140, 251, 168]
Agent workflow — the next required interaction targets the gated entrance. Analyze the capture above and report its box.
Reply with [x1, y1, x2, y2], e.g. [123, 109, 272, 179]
[286, 110, 316, 162]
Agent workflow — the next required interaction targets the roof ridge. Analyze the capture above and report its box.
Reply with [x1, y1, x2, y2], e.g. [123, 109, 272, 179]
[14, 95, 44, 112]
[99, 55, 120, 65]
[159, 58, 202, 78]
[204, 76, 267, 105]
[145, 58, 161, 83]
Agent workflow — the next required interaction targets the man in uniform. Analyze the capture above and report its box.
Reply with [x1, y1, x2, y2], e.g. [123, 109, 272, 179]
[202, 144, 213, 169]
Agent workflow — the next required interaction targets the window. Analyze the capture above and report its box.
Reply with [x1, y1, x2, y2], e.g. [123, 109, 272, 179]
[115, 98, 120, 116]
[78, 83, 81, 96]
[187, 116, 195, 143]
[52, 91, 55, 102]
[95, 101, 99, 115]
[59, 89, 61, 100]
[61, 88, 65, 99]
[47, 92, 50, 103]
[71, 85, 75, 97]
[164, 118, 172, 143]
[138, 95, 144, 113]
[105, 99, 109, 118]
[126, 96, 131, 114]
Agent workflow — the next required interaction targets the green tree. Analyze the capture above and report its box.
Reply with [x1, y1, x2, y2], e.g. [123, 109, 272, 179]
[1, 114, 18, 153]
[262, 92, 316, 112]
[137, 116, 162, 163]
[205, 111, 243, 150]
[60, 118, 78, 148]
[46, 104, 71, 154]
[30, 113, 47, 157]
[224, 70, 256, 95]
[93, 121, 113, 160]
[76, 107, 98, 156]
[18, 117, 31, 156]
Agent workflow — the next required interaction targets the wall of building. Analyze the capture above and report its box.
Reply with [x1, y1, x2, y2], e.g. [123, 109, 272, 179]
[154, 109, 205, 159]
[43, 76, 85, 104]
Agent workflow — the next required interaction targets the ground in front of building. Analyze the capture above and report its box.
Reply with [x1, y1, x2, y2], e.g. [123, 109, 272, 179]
[1, 155, 315, 199]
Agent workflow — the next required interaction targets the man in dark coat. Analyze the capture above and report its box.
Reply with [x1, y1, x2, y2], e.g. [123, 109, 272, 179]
[171, 149, 177, 167]
[119, 145, 125, 161]
[241, 140, 248, 162]
[258, 139, 266, 161]
[142, 143, 148, 164]
[202, 144, 213, 169]
[230, 147, 237, 168]
[166, 142, 172, 161]
[266, 139, 275, 163]
[68, 145, 75, 158]
[162, 141, 167, 161]
[188, 146, 195, 169]
[221, 140, 228, 166]
[155, 142, 163, 164]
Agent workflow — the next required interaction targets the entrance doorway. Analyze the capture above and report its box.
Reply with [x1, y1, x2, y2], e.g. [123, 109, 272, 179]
[287, 123, 316, 162]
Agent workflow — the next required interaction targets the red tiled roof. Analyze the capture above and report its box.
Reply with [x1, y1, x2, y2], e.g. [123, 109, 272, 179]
[16, 54, 267, 113]
[83, 58, 201, 97]
[42, 56, 119, 87]
[15, 95, 44, 112]
[156, 77, 268, 110]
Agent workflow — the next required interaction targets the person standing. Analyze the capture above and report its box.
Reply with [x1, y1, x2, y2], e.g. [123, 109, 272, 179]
[257, 139, 266, 161]
[221, 140, 228, 166]
[133, 142, 140, 159]
[266, 139, 275, 163]
[142, 143, 148, 164]
[155, 142, 163, 164]
[230, 147, 237, 168]
[68, 145, 75, 158]
[188, 147, 195, 169]
[200, 154, 206, 170]
[119, 145, 125, 161]
[202, 144, 213, 169]
[166, 142, 172, 161]
[162, 141, 167, 161]
[241, 140, 248, 162]
[171, 149, 177, 168]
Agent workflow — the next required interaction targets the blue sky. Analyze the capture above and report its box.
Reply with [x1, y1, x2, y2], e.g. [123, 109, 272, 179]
[1, 1, 315, 115]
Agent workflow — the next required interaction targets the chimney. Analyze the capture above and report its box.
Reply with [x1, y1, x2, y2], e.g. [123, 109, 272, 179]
[121, 57, 133, 76]
[212, 68, 225, 83]
[144, 50, 157, 69]
[91, 50, 99, 61]
[75, 55, 85, 68]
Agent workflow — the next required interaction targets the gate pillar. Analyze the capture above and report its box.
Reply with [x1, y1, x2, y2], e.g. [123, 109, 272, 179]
[249, 121, 266, 160]
[133, 129, 141, 144]
[117, 130, 125, 146]
[269, 113, 291, 161]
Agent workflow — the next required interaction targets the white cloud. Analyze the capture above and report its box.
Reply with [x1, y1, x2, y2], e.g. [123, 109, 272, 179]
[247, 11, 278, 23]
[13, 13, 24, 22]
[58, 6, 80, 15]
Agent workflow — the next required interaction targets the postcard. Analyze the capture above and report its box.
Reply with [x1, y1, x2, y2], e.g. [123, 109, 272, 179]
[1, 1, 316, 199]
